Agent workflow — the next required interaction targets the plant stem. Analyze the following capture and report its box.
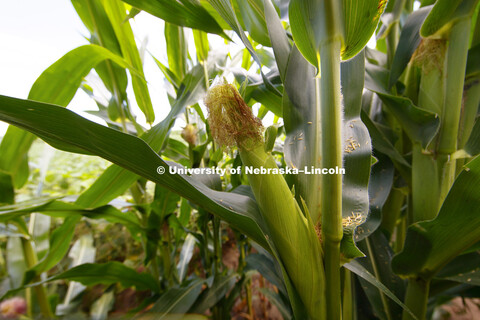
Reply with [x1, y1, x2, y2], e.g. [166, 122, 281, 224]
[458, 80, 480, 150]
[246, 278, 253, 319]
[411, 60, 443, 221]
[161, 221, 174, 286]
[342, 268, 354, 320]
[213, 216, 221, 273]
[380, 187, 405, 239]
[395, 215, 407, 253]
[437, 19, 471, 201]
[402, 277, 430, 320]
[20, 237, 54, 318]
[319, 38, 343, 320]
[412, 144, 439, 222]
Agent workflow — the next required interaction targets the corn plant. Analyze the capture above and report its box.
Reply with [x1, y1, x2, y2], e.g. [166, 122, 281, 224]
[1, 0, 480, 319]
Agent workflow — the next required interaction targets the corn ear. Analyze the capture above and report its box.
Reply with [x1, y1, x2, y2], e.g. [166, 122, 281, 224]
[205, 82, 326, 319]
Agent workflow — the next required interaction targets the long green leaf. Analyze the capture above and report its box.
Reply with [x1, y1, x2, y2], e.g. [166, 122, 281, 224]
[282, 46, 321, 222]
[436, 252, 480, 285]
[288, 0, 320, 67]
[345, 260, 417, 320]
[364, 153, 395, 238]
[2, 261, 160, 299]
[355, 232, 406, 320]
[190, 274, 238, 313]
[72, 0, 129, 96]
[392, 155, 480, 278]
[165, 23, 188, 80]
[0, 95, 269, 250]
[137, 280, 204, 319]
[389, 6, 432, 88]
[340, 50, 372, 259]
[102, 0, 155, 122]
[341, 0, 388, 60]
[421, 0, 479, 38]
[236, 0, 271, 46]
[365, 63, 440, 148]
[0, 44, 132, 188]
[120, 0, 226, 36]
[360, 112, 411, 179]
[264, 0, 291, 82]
[289, 0, 386, 66]
[0, 199, 142, 235]
[0, 173, 14, 204]
[52, 262, 160, 292]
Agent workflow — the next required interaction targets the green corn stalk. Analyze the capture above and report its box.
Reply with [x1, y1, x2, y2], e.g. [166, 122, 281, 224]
[400, 1, 478, 318]
[411, 39, 446, 223]
[436, 18, 472, 204]
[205, 81, 326, 319]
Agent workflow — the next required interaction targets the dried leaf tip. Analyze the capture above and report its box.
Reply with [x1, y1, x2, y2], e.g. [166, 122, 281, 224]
[204, 80, 263, 149]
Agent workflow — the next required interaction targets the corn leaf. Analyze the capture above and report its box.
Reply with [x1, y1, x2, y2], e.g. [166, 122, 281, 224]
[0, 173, 14, 204]
[0, 45, 132, 188]
[465, 118, 480, 156]
[72, 0, 129, 97]
[364, 153, 395, 238]
[102, 0, 155, 123]
[435, 252, 480, 285]
[288, 0, 320, 67]
[190, 274, 238, 314]
[392, 155, 480, 278]
[137, 279, 204, 319]
[341, 0, 388, 60]
[360, 112, 411, 180]
[264, 0, 291, 82]
[421, 0, 479, 38]
[365, 63, 440, 149]
[289, 0, 387, 66]
[235, 0, 271, 46]
[165, 23, 188, 80]
[0, 94, 269, 249]
[0, 199, 142, 236]
[340, 51, 372, 259]
[282, 46, 321, 222]
[2, 261, 161, 299]
[24, 216, 81, 284]
[120, 0, 226, 36]
[192, 30, 209, 63]
[389, 6, 432, 89]
[345, 260, 417, 320]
